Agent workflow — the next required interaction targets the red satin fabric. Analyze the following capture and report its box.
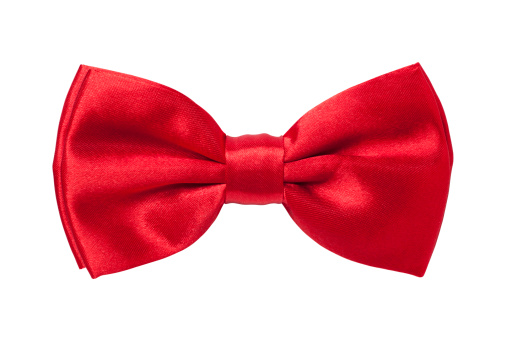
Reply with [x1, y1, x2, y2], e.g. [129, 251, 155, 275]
[225, 134, 284, 205]
[53, 63, 453, 278]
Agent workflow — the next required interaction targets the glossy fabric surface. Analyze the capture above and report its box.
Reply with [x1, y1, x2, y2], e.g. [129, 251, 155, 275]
[225, 134, 284, 205]
[53, 63, 453, 278]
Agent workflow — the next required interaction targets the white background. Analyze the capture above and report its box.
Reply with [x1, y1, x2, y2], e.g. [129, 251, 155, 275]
[1, 1, 506, 337]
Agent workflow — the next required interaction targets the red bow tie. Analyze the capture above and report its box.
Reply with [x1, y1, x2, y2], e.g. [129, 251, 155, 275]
[53, 63, 453, 278]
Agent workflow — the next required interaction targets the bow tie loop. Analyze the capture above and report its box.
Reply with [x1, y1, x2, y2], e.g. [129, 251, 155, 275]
[225, 134, 284, 205]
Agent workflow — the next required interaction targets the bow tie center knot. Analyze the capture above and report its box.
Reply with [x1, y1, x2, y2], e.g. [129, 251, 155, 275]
[225, 134, 284, 205]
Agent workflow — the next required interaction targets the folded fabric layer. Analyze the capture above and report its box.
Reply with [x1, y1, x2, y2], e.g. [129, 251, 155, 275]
[53, 63, 453, 278]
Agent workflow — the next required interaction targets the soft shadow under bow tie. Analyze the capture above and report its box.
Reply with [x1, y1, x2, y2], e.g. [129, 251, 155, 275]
[53, 63, 453, 278]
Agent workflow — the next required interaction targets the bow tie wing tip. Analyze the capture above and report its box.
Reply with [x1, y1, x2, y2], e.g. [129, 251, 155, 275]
[54, 65, 227, 278]
[282, 63, 452, 277]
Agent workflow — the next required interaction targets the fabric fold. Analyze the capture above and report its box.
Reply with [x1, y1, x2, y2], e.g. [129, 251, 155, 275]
[54, 63, 452, 278]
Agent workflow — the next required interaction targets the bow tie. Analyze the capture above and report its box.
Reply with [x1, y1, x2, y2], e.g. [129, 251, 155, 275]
[53, 63, 453, 278]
